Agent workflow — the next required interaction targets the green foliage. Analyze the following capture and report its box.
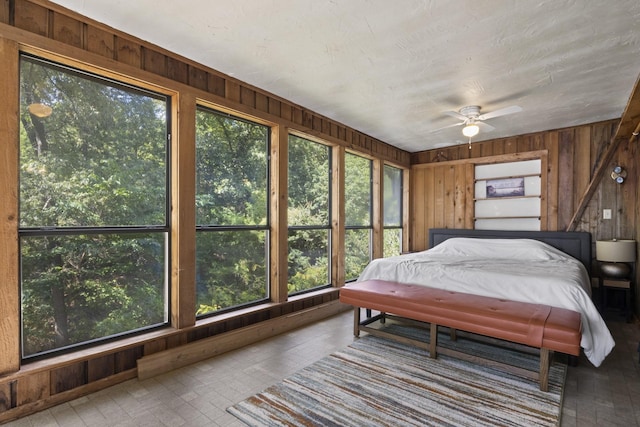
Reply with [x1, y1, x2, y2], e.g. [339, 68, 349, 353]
[19, 57, 168, 357]
[195, 109, 269, 315]
[287, 137, 331, 293]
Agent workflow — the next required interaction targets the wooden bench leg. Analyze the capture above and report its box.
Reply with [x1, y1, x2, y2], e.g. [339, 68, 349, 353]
[353, 306, 361, 338]
[429, 323, 438, 358]
[539, 348, 550, 392]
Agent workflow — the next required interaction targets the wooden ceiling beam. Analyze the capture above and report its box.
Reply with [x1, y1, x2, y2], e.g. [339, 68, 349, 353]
[566, 73, 640, 232]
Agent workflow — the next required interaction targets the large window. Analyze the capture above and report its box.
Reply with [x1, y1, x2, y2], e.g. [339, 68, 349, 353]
[288, 136, 331, 293]
[195, 108, 270, 316]
[345, 153, 372, 281]
[383, 165, 403, 257]
[19, 55, 170, 359]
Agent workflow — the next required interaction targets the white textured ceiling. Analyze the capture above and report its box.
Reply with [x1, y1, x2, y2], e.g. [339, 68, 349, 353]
[51, 0, 640, 153]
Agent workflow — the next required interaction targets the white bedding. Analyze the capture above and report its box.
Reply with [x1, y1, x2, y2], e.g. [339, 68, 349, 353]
[357, 237, 615, 367]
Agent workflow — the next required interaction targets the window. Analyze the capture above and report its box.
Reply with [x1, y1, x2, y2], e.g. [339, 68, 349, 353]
[383, 165, 403, 257]
[344, 153, 372, 281]
[19, 55, 169, 358]
[195, 108, 270, 316]
[288, 135, 331, 293]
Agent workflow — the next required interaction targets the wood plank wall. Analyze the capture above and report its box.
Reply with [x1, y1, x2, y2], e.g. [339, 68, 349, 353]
[0, 0, 410, 422]
[409, 119, 637, 268]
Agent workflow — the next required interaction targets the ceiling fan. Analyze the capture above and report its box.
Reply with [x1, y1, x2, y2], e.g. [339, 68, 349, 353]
[439, 105, 523, 138]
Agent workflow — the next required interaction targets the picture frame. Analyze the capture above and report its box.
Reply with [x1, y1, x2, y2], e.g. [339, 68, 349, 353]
[486, 177, 525, 198]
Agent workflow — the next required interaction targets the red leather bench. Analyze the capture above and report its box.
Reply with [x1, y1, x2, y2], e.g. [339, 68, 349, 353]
[339, 279, 582, 391]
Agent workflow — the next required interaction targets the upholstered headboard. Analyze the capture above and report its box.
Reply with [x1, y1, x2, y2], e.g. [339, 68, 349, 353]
[428, 228, 592, 272]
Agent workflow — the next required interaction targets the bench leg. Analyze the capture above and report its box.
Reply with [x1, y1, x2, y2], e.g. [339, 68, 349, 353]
[353, 307, 361, 338]
[429, 323, 438, 358]
[539, 348, 550, 392]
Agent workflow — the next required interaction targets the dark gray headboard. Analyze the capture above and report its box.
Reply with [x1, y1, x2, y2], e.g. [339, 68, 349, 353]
[428, 228, 592, 272]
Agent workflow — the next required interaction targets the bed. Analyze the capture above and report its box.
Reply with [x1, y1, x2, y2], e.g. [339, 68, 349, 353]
[356, 228, 615, 367]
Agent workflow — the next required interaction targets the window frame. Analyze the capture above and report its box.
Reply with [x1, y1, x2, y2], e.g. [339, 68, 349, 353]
[382, 164, 404, 258]
[287, 134, 333, 294]
[18, 54, 172, 360]
[344, 152, 374, 281]
[194, 105, 272, 318]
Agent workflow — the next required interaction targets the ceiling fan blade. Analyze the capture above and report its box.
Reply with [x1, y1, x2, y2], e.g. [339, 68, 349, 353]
[443, 110, 469, 121]
[430, 122, 464, 133]
[477, 122, 495, 132]
[477, 105, 522, 121]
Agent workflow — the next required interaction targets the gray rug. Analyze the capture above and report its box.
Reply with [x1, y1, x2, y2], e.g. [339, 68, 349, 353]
[228, 325, 567, 426]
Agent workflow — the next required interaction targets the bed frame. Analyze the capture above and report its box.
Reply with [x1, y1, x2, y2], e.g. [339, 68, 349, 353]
[428, 228, 592, 272]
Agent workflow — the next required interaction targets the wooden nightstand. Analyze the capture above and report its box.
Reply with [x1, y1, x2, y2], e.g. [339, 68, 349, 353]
[601, 278, 632, 322]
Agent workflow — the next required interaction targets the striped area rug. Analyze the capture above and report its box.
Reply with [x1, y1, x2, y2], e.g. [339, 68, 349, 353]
[228, 325, 567, 426]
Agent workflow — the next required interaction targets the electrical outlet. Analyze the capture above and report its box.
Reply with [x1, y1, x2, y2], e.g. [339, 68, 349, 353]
[603, 209, 612, 219]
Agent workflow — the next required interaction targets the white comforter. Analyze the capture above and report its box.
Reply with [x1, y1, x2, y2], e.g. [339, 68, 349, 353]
[357, 238, 615, 367]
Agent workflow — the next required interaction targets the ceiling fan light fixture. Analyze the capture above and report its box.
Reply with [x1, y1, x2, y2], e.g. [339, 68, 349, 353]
[462, 123, 479, 138]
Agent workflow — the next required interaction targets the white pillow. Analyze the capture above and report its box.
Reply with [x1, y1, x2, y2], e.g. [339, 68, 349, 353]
[427, 237, 572, 261]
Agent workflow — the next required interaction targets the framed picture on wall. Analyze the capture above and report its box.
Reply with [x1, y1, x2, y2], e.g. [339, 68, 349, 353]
[486, 177, 525, 198]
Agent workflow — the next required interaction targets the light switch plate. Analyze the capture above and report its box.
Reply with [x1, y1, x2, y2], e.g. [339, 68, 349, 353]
[603, 209, 612, 219]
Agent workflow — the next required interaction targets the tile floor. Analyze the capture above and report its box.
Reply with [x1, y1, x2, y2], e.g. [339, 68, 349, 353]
[3, 309, 640, 426]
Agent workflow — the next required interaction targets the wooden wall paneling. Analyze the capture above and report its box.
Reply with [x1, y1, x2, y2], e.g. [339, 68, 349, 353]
[586, 125, 604, 238]
[453, 164, 467, 228]
[545, 132, 559, 230]
[85, 24, 114, 59]
[573, 127, 592, 232]
[433, 165, 446, 229]
[114, 346, 143, 373]
[617, 140, 636, 238]
[470, 141, 482, 158]
[464, 163, 475, 228]
[482, 140, 494, 157]
[51, 11, 81, 47]
[255, 92, 269, 113]
[410, 168, 426, 251]
[86, 354, 115, 382]
[167, 56, 188, 85]
[114, 36, 141, 68]
[270, 126, 288, 302]
[517, 135, 531, 153]
[226, 80, 241, 103]
[171, 92, 196, 328]
[207, 73, 226, 97]
[268, 97, 282, 117]
[423, 167, 436, 249]
[0, 37, 20, 376]
[240, 85, 256, 109]
[492, 139, 505, 156]
[303, 111, 313, 129]
[443, 165, 455, 227]
[0, 0, 10, 25]
[143, 337, 167, 357]
[50, 362, 86, 394]
[16, 371, 48, 407]
[539, 153, 549, 230]
[499, 137, 513, 154]
[557, 130, 575, 230]
[292, 107, 303, 126]
[14, 0, 48, 36]
[0, 381, 11, 411]
[188, 65, 207, 92]
[142, 47, 168, 78]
